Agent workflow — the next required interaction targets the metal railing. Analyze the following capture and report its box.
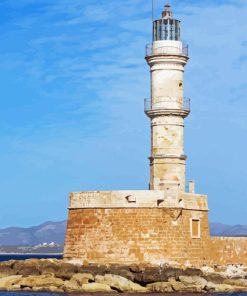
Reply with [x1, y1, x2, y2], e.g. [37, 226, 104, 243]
[145, 43, 188, 57]
[144, 98, 190, 113]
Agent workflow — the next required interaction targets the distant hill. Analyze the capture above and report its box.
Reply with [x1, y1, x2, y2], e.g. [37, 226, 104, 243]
[210, 222, 247, 237]
[0, 221, 67, 246]
[0, 220, 246, 246]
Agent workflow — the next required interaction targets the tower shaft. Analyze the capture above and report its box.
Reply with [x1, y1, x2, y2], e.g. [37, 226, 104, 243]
[145, 6, 189, 192]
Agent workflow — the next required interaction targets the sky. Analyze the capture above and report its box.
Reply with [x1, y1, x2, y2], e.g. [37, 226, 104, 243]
[0, 0, 246, 228]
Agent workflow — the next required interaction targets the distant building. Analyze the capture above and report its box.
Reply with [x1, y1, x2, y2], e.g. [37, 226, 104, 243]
[64, 4, 247, 267]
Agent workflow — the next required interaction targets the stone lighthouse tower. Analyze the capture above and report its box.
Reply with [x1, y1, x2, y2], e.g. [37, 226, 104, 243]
[145, 3, 190, 192]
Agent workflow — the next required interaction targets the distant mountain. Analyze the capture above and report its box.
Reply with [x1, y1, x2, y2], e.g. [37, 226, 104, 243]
[210, 223, 247, 237]
[0, 221, 67, 246]
[0, 220, 246, 246]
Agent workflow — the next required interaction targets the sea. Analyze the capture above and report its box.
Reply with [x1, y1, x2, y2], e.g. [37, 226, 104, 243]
[0, 255, 246, 295]
[0, 254, 63, 262]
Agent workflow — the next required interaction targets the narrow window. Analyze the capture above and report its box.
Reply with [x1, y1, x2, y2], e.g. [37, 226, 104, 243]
[190, 218, 200, 238]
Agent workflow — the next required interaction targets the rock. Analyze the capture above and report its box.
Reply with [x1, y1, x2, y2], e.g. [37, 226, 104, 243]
[205, 281, 216, 292]
[81, 283, 113, 292]
[129, 264, 146, 273]
[32, 287, 46, 292]
[215, 283, 247, 292]
[178, 275, 207, 289]
[95, 274, 147, 292]
[77, 264, 108, 277]
[201, 266, 215, 274]
[182, 268, 203, 277]
[11, 284, 21, 291]
[71, 273, 94, 285]
[168, 277, 202, 292]
[63, 280, 79, 292]
[13, 260, 40, 277]
[0, 275, 22, 290]
[224, 265, 246, 279]
[0, 261, 16, 277]
[223, 278, 247, 287]
[48, 285, 64, 293]
[23, 287, 32, 291]
[38, 260, 78, 280]
[108, 266, 135, 281]
[133, 266, 180, 284]
[204, 273, 225, 284]
[18, 275, 64, 288]
[147, 281, 173, 292]
[215, 284, 235, 292]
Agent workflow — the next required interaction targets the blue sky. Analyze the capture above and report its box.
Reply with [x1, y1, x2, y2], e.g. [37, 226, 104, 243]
[0, 0, 246, 227]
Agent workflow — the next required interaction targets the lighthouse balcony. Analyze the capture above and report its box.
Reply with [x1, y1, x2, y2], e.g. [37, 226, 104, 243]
[144, 98, 190, 118]
[145, 43, 188, 57]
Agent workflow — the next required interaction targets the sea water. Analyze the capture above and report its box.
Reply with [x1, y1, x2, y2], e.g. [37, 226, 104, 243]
[0, 254, 63, 262]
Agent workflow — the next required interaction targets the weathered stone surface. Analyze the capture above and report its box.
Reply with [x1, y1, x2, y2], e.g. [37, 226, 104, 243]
[168, 277, 202, 292]
[81, 283, 113, 292]
[95, 274, 147, 292]
[0, 275, 22, 290]
[0, 261, 16, 277]
[48, 285, 64, 293]
[146, 281, 173, 292]
[62, 280, 79, 292]
[223, 278, 247, 287]
[215, 284, 236, 292]
[204, 273, 225, 284]
[205, 281, 216, 292]
[71, 273, 94, 285]
[178, 275, 207, 289]
[39, 260, 78, 279]
[18, 275, 64, 288]
[13, 260, 40, 276]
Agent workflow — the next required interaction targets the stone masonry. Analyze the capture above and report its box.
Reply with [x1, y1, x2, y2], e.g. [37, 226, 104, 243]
[64, 4, 247, 267]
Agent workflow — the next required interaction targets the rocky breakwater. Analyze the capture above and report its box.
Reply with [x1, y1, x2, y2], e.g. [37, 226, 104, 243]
[0, 259, 247, 293]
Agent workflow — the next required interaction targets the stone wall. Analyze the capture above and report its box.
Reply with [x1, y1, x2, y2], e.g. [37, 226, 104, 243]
[208, 237, 247, 265]
[64, 208, 211, 266]
[64, 190, 247, 267]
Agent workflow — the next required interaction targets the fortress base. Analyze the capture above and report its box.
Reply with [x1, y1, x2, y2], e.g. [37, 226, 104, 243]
[64, 190, 247, 267]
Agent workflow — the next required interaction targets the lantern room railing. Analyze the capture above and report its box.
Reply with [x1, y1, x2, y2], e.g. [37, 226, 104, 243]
[145, 43, 188, 57]
[144, 98, 190, 113]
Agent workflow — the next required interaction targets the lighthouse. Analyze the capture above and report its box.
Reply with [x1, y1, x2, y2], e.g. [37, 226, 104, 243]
[63, 3, 247, 268]
[145, 4, 190, 192]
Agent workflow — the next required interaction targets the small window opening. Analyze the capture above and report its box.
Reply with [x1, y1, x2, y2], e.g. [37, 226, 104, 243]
[190, 218, 200, 238]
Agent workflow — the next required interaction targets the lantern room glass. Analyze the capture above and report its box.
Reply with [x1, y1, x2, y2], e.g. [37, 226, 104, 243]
[153, 19, 181, 41]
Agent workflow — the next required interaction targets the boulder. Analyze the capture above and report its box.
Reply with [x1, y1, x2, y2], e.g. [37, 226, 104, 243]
[71, 273, 94, 285]
[95, 274, 147, 292]
[223, 278, 247, 287]
[133, 266, 179, 283]
[48, 285, 64, 293]
[0, 261, 16, 277]
[12, 260, 40, 276]
[224, 265, 246, 279]
[204, 273, 225, 284]
[178, 275, 207, 289]
[81, 283, 113, 292]
[215, 284, 236, 292]
[38, 260, 78, 280]
[168, 277, 202, 293]
[63, 280, 79, 292]
[205, 281, 216, 292]
[18, 275, 64, 288]
[146, 281, 173, 292]
[0, 275, 22, 291]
